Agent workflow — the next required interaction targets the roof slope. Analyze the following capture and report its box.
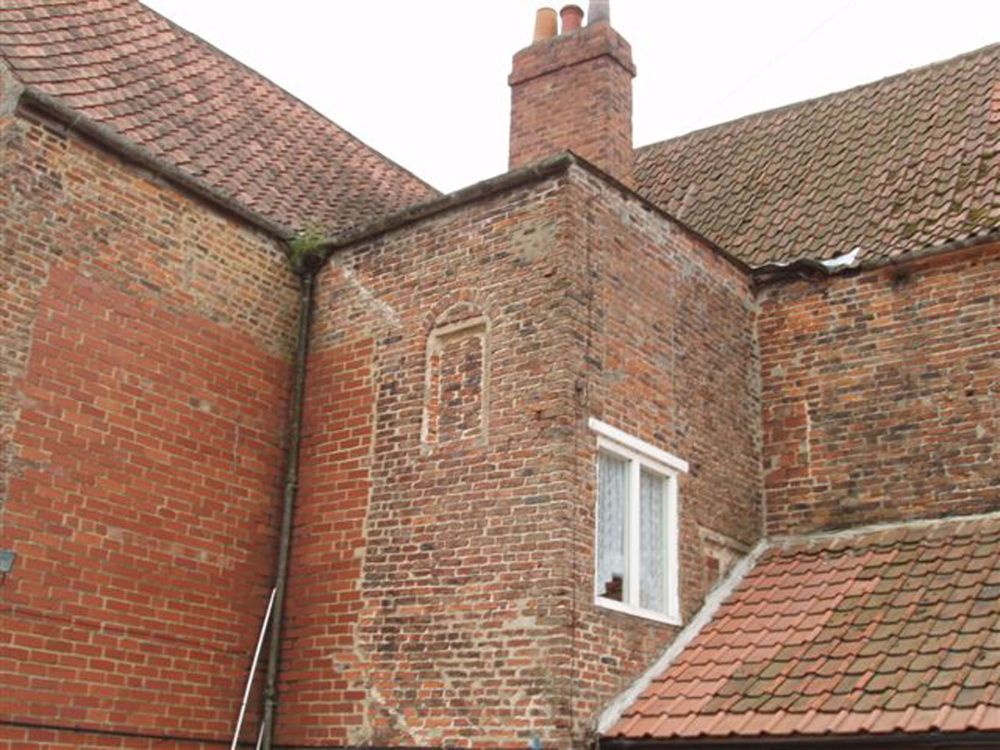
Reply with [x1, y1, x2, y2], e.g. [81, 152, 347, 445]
[1, 0, 437, 234]
[635, 45, 1000, 268]
[607, 515, 1000, 743]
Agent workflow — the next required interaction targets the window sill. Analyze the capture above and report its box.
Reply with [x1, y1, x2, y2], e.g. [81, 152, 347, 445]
[595, 596, 681, 627]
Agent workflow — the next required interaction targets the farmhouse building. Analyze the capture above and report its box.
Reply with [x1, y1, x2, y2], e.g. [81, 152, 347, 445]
[2, 2, 997, 748]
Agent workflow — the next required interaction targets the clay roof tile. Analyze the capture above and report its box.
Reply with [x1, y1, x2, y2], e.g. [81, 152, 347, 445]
[604, 515, 1000, 743]
[635, 45, 999, 267]
[1, 0, 437, 236]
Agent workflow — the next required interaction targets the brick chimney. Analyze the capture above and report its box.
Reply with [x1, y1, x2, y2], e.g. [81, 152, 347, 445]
[509, 2, 636, 186]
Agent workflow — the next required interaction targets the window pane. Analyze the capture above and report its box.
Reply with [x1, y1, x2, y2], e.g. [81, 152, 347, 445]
[639, 470, 667, 612]
[597, 453, 628, 602]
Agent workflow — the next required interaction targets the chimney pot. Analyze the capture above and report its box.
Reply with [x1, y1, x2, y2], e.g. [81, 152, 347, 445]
[560, 5, 584, 33]
[533, 7, 558, 42]
[587, 0, 610, 25]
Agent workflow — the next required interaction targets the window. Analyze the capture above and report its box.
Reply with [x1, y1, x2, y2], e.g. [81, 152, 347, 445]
[590, 418, 687, 625]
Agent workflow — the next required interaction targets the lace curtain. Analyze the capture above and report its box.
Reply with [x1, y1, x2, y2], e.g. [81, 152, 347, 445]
[639, 469, 666, 612]
[597, 453, 627, 601]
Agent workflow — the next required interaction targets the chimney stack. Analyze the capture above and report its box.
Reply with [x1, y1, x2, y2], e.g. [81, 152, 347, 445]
[508, 1, 635, 185]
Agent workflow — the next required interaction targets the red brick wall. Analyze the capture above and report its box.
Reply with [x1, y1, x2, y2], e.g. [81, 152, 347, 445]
[0, 725, 221, 749]
[509, 23, 635, 186]
[760, 243, 1000, 535]
[561, 169, 762, 740]
[282, 174, 580, 747]
[278, 338, 376, 742]
[281, 162, 762, 747]
[1, 110, 297, 746]
[9, 84, 992, 749]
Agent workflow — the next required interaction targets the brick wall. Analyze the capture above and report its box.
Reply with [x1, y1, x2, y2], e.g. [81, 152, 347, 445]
[279, 338, 376, 742]
[280, 161, 762, 747]
[1, 109, 297, 745]
[7, 73, 993, 750]
[280, 173, 579, 747]
[509, 23, 635, 186]
[0, 725, 222, 749]
[561, 168, 763, 741]
[760, 243, 1000, 535]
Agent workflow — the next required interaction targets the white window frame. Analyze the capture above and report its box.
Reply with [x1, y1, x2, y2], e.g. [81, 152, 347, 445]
[590, 417, 687, 626]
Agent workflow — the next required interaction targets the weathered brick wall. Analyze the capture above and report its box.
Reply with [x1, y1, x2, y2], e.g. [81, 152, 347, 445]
[509, 23, 635, 186]
[279, 337, 376, 742]
[281, 162, 763, 748]
[283, 173, 582, 748]
[562, 168, 763, 741]
[760, 243, 1000, 535]
[10, 77, 991, 748]
[1, 108, 297, 745]
[0, 725, 222, 749]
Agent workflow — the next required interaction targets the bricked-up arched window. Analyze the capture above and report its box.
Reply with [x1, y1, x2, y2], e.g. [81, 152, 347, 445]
[422, 306, 490, 447]
[590, 418, 688, 625]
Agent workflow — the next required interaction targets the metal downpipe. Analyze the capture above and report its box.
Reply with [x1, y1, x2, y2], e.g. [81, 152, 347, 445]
[260, 266, 316, 750]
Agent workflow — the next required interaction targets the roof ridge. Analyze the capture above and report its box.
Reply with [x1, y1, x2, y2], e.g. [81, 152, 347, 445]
[636, 42, 1000, 153]
[135, 1, 438, 200]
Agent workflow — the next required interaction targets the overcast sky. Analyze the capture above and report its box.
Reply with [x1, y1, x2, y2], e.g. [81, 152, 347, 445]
[142, 0, 999, 193]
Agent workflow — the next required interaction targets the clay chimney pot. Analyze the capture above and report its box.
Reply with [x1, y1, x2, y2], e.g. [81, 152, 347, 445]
[560, 5, 584, 33]
[533, 7, 558, 42]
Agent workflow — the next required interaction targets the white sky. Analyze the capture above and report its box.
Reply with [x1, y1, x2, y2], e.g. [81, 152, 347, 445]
[142, 0, 999, 193]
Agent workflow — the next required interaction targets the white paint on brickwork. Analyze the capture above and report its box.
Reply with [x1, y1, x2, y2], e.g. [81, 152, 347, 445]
[336, 260, 401, 328]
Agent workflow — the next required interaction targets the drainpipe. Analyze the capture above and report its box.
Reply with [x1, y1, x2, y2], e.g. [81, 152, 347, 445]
[260, 254, 319, 750]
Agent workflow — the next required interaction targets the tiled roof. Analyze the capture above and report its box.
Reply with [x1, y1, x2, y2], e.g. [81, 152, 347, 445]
[635, 45, 1000, 268]
[1, 0, 437, 234]
[606, 515, 1000, 743]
